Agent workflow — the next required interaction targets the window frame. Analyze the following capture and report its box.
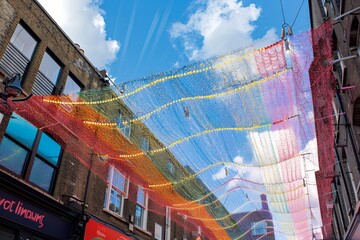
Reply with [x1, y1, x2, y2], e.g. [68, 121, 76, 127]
[141, 136, 150, 152]
[63, 73, 83, 96]
[154, 223, 162, 240]
[116, 111, 131, 139]
[104, 165, 129, 218]
[165, 207, 171, 240]
[10, 21, 39, 61]
[349, 17, 360, 48]
[38, 49, 63, 86]
[135, 186, 148, 230]
[251, 221, 267, 236]
[0, 113, 62, 193]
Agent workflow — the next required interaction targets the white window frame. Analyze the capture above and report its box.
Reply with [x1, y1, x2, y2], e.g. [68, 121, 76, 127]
[135, 186, 148, 230]
[167, 160, 174, 175]
[117, 111, 131, 139]
[141, 136, 150, 152]
[165, 207, 171, 240]
[154, 223, 162, 240]
[104, 166, 129, 218]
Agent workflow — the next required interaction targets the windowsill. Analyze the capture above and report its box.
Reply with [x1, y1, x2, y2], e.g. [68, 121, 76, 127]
[103, 208, 127, 223]
[134, 224, 152, 236]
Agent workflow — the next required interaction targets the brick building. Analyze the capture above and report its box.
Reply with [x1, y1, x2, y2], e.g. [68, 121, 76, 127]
[0, 0, 227, 239]
[309, 0, 360, 239]
[232, 195, 274, 240]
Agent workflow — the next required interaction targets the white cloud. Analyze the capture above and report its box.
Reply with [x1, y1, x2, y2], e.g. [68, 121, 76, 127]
[37, 0, 120, 69]
[170, 0, 278, 60]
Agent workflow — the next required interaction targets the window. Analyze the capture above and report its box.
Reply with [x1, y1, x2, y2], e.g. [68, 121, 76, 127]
[63, 75, 83, 95]
[104, 166, 128, 217]
[135, 186, 148, 229]
[154, 223, 162, 240]
[10, 23, 38, 60]
[38, 51, 62, 85]
[116, 111, 131, 138]
[349, 17, 359, 47]
[141, 136, 150, 152]
[167, 160, 174, 175]
[0, 113, 61, 192]
[251, 221, 267, 235]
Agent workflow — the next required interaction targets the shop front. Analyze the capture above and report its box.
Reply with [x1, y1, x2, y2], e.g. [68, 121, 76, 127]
[84, 218, 134, 240]
[0, 183, 76, 239]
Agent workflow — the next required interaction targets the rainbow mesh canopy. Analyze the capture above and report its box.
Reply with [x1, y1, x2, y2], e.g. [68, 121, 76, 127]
[1, 21, 334, 239]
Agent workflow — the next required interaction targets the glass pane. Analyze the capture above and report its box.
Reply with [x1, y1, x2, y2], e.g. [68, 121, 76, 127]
[109, 188, 122, 215]
[63, 75, 82, 95]
[113, 168, 125, 192]
[29, 157, 54, 191]
[116, 112, 131, 138]
[37, 133, 61, 165]
[38, 52, 61, 85]
[135, 204, 144, 227]
[137, 187, 145, 206]
[6, 113, 37, 149]
[10, 24, 37, 60]
[0, 136, 28, 175]
[141, 137, 149, 151]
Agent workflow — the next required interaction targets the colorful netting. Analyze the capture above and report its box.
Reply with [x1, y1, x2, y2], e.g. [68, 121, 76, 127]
[0, 21, 334, 239]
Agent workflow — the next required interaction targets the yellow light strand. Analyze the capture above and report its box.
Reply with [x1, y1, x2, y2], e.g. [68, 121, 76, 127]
[185, 201, 308, 222]
[150, 153, 302, 188]
[42, 42, 284, 105]
[81, 67, 290, 126]
[172, 181, 305, 208]
[171, 193, 306, 211]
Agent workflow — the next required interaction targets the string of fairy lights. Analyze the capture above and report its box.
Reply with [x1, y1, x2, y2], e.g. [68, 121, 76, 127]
[42, 41, 283, 106]
[37, 30, 323, 240]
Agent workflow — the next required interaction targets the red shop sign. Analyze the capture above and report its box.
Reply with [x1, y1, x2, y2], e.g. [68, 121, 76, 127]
[84, 219, 132, 240]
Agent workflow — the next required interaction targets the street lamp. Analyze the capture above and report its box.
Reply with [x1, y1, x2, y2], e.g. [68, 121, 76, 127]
[1, 73, 32, 102]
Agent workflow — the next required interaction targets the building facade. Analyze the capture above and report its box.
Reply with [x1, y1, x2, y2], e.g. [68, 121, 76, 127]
[309, 0, 360, 239]
[232, 194, 275, 240]
[0, 0, 225, 239]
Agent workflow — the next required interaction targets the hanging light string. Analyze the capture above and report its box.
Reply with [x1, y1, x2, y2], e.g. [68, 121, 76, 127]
[171, 188, 307, 210]
[167, 175, 305, 208]
[149, 151, 303, 189]
[82, 68, 290, 126]
[43, 42, 284, 106]
[184, 202, 308, 222]
[117, 113, 297, 159]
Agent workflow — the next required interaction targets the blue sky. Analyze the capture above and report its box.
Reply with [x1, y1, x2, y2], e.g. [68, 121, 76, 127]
[37, 0, 310, 84]
[36, 1, 318, 238]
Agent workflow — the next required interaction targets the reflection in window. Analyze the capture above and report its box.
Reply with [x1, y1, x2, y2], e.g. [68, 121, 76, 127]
[104, 166, 128, 217]
[116, 112, 131, 138]
[63, 75, 82, 95]
[37, 133, 61, 165]
[135, 187, 148, 229]
[0, 113, 61, 192]
[167, 160, 174, 175]
[0, 136, 28, 175]
[251, 221, 267, 235]
[38, 51, 61, 85]
[10, 23, 38, 60]
[141, 136, 149, 152]
[29, 157, 54, 191]
[6, 113, 37, 149]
